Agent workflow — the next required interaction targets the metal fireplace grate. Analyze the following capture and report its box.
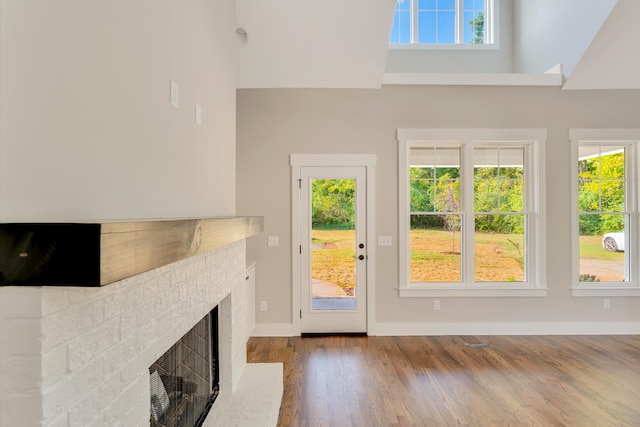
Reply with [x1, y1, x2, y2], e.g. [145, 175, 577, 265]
[150, 306, 219, 427]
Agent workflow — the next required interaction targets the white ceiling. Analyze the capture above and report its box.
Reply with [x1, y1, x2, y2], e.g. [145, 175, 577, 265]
[236, 0, 640, 90]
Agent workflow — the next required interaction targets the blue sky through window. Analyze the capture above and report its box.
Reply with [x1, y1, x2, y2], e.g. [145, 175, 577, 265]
[390, 0, 487, 45]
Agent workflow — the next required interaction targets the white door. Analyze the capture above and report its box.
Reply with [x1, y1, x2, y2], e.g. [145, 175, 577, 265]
[299, 166, 367, 333]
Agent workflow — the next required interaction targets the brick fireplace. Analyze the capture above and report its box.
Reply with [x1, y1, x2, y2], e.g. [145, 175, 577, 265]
[0, 219, 282, 427]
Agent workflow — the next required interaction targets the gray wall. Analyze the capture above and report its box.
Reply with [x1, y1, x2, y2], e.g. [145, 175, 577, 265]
[0, 0, 236, 221]
[237, 85, 640, 333]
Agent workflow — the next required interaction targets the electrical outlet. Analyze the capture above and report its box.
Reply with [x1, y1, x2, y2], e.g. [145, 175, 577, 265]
[433, 299, 441, 311]
[604, 298, 611, 310]
[268, 236, 279, 247]
[260, 301, 267, 312]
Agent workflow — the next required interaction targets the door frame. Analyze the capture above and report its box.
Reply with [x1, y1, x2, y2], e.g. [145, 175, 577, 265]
[290, 154, 376, 336]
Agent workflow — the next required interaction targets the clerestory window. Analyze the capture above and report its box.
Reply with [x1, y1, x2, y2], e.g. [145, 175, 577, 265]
[390, 0, 495, 46]
[397, 129, 546, 297]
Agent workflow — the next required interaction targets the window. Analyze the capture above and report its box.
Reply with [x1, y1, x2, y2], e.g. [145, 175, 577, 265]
[572, 130, 640, 296]
[390, 0, 495, 46]
[398, 129, 546, 297]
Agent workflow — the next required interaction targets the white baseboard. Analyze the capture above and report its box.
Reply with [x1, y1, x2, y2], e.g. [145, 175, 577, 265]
[251, 321, 640, 337]
[370, 322, 640, 336]
[251, 323, 297, 337]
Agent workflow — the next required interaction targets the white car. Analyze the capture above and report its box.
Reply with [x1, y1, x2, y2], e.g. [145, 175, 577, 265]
[602, 232, 625, 252]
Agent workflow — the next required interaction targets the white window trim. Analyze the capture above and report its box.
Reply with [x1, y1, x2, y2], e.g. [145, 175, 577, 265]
[397, 128, 547, 298]
[389, 0, 499, 49]
[570, 129, 640, 297]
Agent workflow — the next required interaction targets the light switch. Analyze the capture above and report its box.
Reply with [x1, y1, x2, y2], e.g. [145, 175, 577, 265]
[195, 102, 202, 126]
[268, 236, 279, 247]
[170, 79, 179, 108]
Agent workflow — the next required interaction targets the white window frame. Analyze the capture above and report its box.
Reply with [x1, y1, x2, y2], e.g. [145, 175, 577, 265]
[571, 129, 640, 297]
[390, 0, 498, 49]
[397, 128, 546, 297]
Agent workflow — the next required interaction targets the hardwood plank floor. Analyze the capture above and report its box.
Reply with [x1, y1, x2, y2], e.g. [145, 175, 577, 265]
[247, 335, 640, 427]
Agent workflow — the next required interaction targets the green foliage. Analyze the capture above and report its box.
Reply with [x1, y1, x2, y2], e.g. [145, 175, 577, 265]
[470, 12, 484, 44]
[579, 273, 600, 282]
[410, 163, 526, 234]
[312, 179, 355, 228]
[578, 152, 625, 235]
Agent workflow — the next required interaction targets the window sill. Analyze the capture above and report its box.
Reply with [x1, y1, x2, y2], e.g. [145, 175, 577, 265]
[399, 286, 548, 298]
[389, 43, 499, 51]
[383, 72, 563, 87]
[571, 286, 640, 297]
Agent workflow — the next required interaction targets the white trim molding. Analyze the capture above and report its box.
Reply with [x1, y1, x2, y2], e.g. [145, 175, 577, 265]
[399, 286, 548, 298]
[371, 321, 640, 336]
[383, 72, 563, 87]
[397, 128, 547, 298]
[570, 129, 640, 297]
[290, 154, 377, 335]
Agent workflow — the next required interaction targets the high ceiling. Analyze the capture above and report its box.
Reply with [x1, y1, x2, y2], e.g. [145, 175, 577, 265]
[236, 0, 639, 90]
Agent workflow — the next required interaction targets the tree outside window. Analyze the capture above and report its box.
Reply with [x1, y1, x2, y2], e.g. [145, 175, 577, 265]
[390, 0, 493, 45]
[577, 146, 627, 283]
[408, 145, 528, 284]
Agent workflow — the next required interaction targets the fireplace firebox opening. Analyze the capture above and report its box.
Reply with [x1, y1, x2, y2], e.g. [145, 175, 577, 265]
[149, 306, 219, 427]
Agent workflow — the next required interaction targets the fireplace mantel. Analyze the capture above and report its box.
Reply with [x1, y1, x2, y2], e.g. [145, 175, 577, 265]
[0, 216, 263, 286]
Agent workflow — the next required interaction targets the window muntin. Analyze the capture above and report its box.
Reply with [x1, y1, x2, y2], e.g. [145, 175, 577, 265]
[473, 147, 526, 282]
[407, 143, 531, 286]
[577, 145, 628, 283]
[410, 147, 462, 282]
[390, 0, 494, 46]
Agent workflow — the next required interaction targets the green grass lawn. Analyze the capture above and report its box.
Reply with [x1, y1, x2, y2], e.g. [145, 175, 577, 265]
[579, 235, 623, 260]
[311, 229, 622, 288]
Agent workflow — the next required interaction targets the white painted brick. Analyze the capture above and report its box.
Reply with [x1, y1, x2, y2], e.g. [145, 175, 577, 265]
[42, 298, 105, 353]
[59, 356, 104, 411]
[41, 287, 70, 317]
[68, 384, 104, 427]
[170, 264, 189, 285]
[1, 241, 278, 427]
[42, 378, 71, 420]
[46, 413, 69, 427]
[103, 329, 143, 375]
[102, 381, 139, 426]
[64, 286, 102, 306]
[68, 318, 119, 371]
[102, 291, 121, 320]
[41, 346, 68, 390]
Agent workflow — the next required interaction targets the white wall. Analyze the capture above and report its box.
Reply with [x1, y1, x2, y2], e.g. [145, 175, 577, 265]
[513, 0, 617, 75]
[0, 0, 236, 221]
[385, 0, 513, 74]
[236, 86, 640, 335]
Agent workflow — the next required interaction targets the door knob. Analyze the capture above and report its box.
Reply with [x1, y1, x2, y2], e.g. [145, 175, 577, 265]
[357, 254, 365, 260]
[359, 243, 365, 249]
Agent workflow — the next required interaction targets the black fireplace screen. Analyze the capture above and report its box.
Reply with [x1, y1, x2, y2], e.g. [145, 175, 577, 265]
[149, 306, 219, 427]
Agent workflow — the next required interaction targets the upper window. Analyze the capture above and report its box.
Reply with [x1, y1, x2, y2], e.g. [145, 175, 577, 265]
[398, 129, 546, 297]
[572, 130, 640, 296]
[390, 0, 495, 46]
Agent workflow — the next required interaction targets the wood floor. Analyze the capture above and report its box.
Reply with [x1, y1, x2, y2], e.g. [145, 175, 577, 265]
[247, 335, 640, 427]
